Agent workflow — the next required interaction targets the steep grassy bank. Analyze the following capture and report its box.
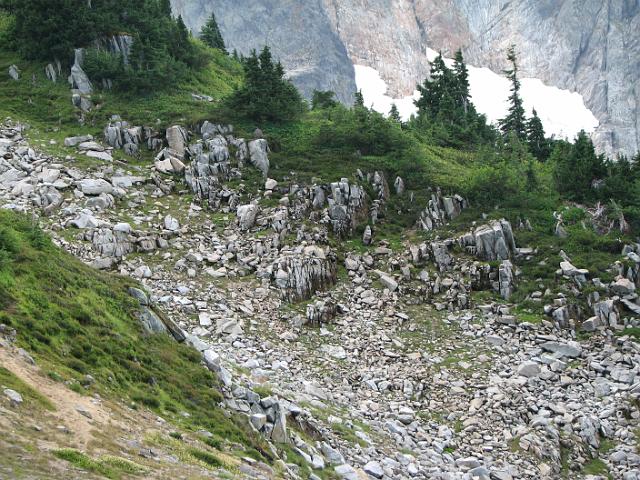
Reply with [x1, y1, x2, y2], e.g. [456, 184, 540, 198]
[0, 210, 273, 477]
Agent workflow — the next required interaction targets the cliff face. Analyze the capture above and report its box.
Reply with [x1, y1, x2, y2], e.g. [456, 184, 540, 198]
[173, 0, 640, 156]
[170, 0, 356, 104]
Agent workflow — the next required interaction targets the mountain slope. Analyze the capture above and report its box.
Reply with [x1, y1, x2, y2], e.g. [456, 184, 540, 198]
[174, 0, 640, 156]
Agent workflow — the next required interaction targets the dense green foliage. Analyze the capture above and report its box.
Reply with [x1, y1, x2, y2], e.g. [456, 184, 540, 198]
[526, 109, 550, 161]
[412, 50, 495, 148]
[227, 46, 305, 122]
[551, 131, 606, 202]
[0, 210, 269, 459]
[312, 90, 338, 110]
[1, 0, 207, 92]
[200, 11, 226, 51]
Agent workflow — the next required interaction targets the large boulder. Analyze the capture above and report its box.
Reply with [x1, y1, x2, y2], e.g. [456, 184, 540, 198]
[8, 64, 20, 81]
[273, 248, 337, 302]
[611, 277, 636, 295]
[68, 48, 93, 95]
[327, 179, 368, 237]
[64, 134, 93, 147]
[248, 139, 270, 176]
[417, 188, 467, 231]
[498, 259, 515, 299]
[165, 125, 188, 159]
[78, 179, 113, 196]
[459, 219, 516, 261]
[237, 204, 259, 231]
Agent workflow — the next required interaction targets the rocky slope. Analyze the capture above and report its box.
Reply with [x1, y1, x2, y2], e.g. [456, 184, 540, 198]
[173, 0, 640, 156]
[2, 111, 640, 479]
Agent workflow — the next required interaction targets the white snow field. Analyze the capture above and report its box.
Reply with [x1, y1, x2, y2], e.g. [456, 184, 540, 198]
[354, 51, 599, 141]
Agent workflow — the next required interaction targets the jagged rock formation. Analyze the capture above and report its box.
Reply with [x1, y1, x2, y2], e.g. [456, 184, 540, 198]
[417, 189, 467, 231]
[272, 247, 337, 302]
[459, 219, 517, 261]
[323, 179, 368, 237]
[68, 48, 93, 112]
[3, 121, 640, 479]
[173, 0, 640, 156]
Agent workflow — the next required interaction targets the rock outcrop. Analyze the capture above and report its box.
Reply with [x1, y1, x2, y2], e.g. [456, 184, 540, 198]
[417, 189, 467, 231]
[459, 219, 517, 261]
[273, 247, 337, 302]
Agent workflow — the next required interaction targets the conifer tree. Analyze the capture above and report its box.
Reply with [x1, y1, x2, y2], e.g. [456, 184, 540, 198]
[499, 45, 527, 141]
[312, 90, 337, 110]
[354, 90, 365, 108]
[415, 53, 448, 119]
[228, 46, 304, 122]
[527, 108, 549, 161]
[552, 131, 605, 201]
[389, 103, 401, 123]
[159, 0, 172, 17]
[200, 11, 226, 51]
[453, 49, 470, 114]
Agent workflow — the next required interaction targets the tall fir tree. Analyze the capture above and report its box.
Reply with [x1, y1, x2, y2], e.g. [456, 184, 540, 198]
[159, 0, 172, 17]
[389, 103, 401, 123]
[452, 49, 470, 114]
[527, 108, 549, 161]
[354, 90, 365, 108]
[415, 53, 448, 120]
[200, 11, 226, 51]
[499, 45, 527, 141]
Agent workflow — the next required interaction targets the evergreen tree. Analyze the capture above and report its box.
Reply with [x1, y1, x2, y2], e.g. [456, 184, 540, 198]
[413, 51, 493, 148]
[354, 90, 365, 108]
[525, 158, 538, 192]
[527, 108, 549, 161]
[552, 131, 605, 201]
[200, 11, 226, 51]
[228, 46, 304, 122]
[2, 0, 93, 60]
[415, 53, 450, 120]
[389, 103, 401, 123]
[312, 90, 337, 110]
[452, 49, 470, 114]
[499, 45, 527, 141]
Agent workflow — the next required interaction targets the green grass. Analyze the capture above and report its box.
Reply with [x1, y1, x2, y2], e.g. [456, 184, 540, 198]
[0, 210, 270, 464]
[0, 366, 55, 411]
[53, 449, 147, 479]
[582, 457, 611, 478]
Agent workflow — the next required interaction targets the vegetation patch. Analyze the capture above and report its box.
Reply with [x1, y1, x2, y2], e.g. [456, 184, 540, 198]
[0, 366, 55, 411]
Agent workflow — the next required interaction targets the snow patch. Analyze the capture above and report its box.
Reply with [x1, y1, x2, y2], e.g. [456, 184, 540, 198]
[354, 65, 420, 121]
[355, 52, 598, 140]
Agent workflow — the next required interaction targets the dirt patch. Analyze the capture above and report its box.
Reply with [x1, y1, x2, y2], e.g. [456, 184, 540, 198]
[0, 344, 115, 448]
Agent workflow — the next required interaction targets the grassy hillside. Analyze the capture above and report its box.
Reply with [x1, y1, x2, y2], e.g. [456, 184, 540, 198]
[0, 210, 274, 478]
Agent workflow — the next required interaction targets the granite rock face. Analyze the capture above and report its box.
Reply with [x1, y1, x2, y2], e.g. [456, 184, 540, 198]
[170, 0, 356, 103]
[173, 0, 639, 156]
